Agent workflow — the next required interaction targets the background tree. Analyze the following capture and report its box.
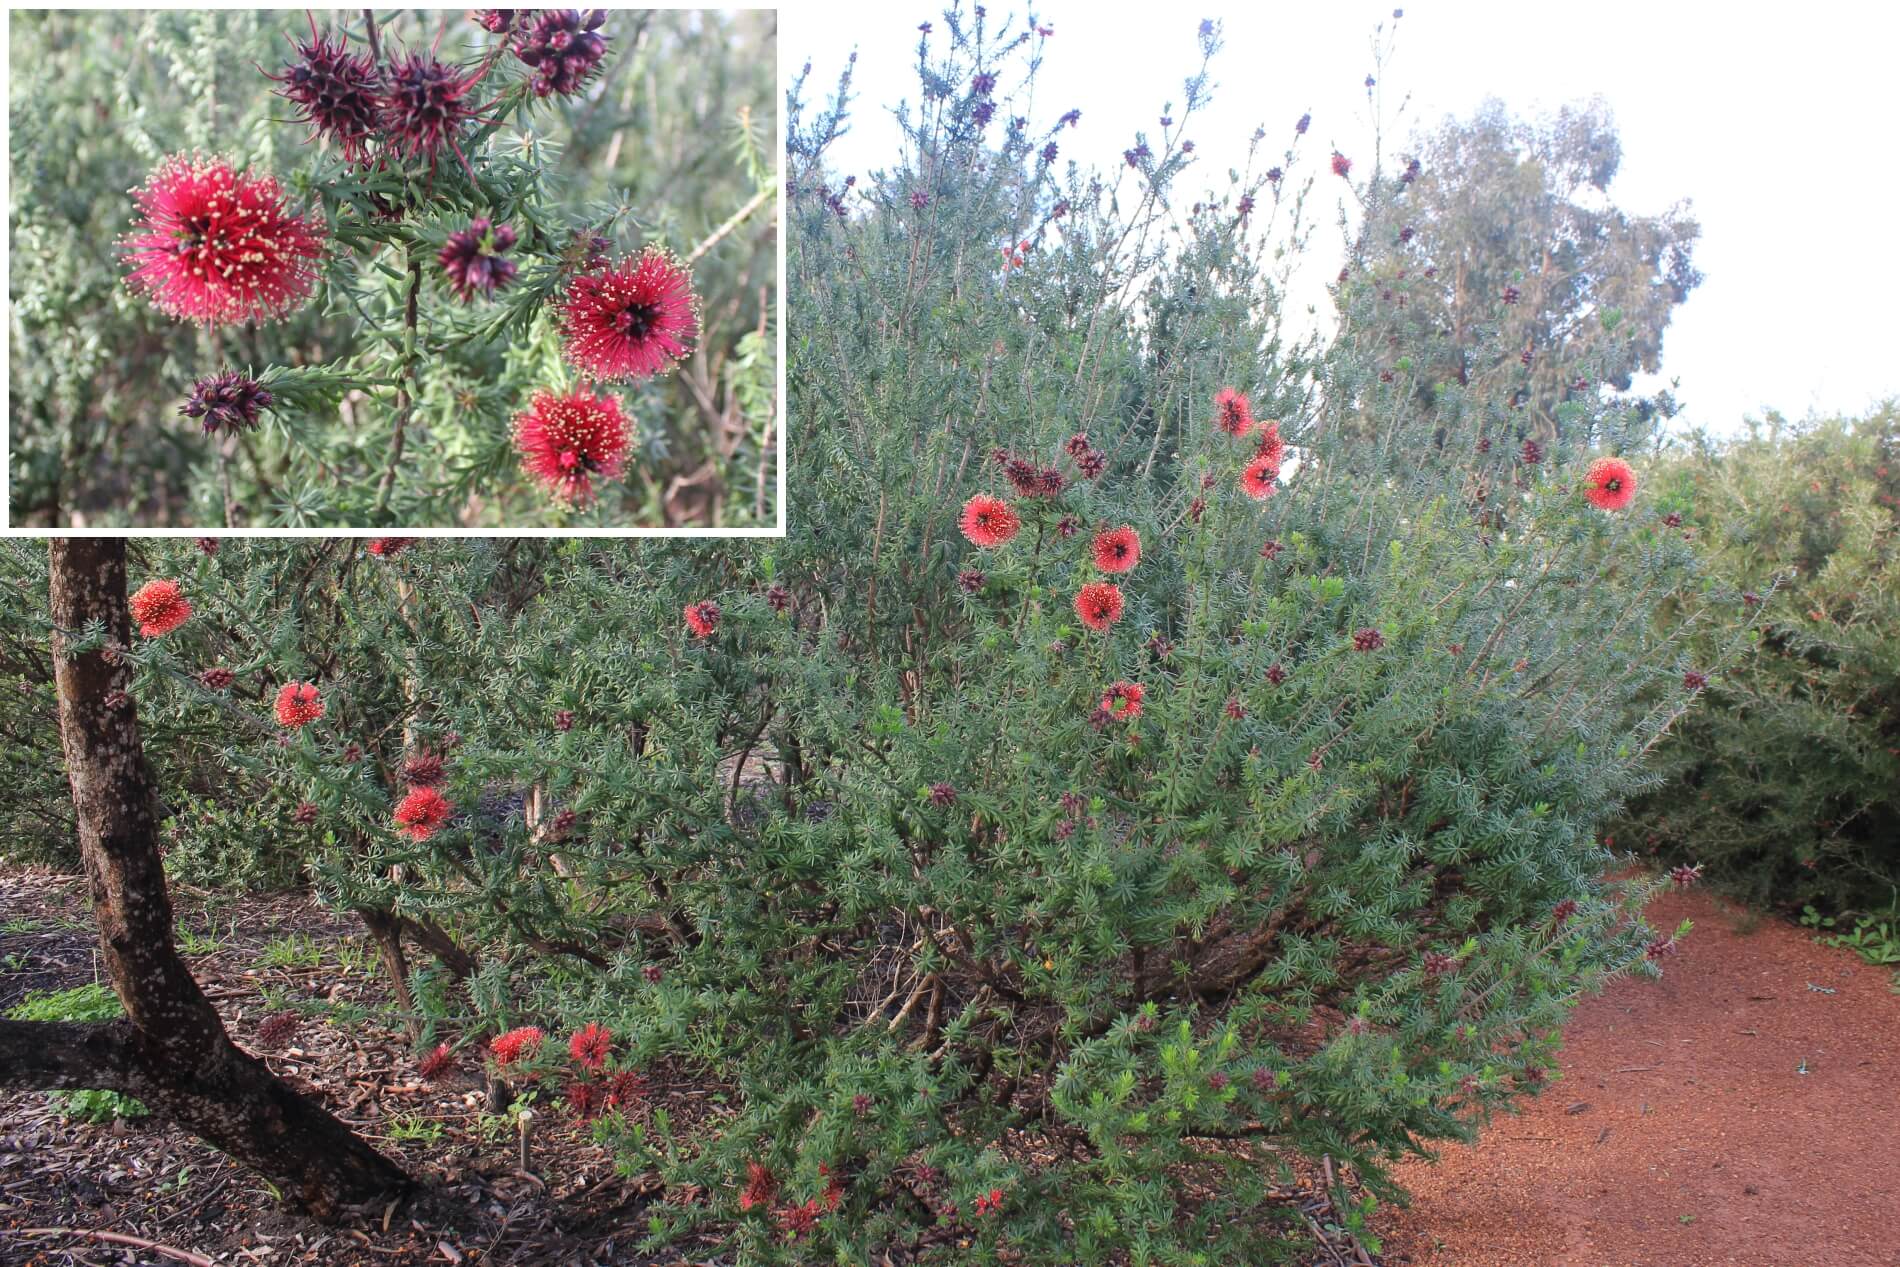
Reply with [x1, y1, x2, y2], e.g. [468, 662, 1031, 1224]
[0, 538, 410, 1219]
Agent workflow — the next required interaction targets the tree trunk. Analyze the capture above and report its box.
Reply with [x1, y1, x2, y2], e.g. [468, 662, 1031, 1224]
[0, 537, 411, 1220]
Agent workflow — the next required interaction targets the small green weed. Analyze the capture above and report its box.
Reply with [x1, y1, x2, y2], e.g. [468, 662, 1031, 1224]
[6, 984, 148, 1122]
[256, 933, 324, 970]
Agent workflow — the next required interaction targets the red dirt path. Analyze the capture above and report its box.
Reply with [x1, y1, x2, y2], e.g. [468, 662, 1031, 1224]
[1380, 887, 1900, 1266]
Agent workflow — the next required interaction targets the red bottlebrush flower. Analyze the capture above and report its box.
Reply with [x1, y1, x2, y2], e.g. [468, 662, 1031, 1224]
[490, 1026, 544, 1066]
[777, 1199, 822, 1238]
[1551, 898, 1580, 926]
[1422, 950, 1455, 977]
[275, 682, 325, 728]
[642, 963, 663, 983]
[1682, 669, 1709, 691]
[438, 217, 519, 301]
[514, 8, 610, 98]
[973, 1189, 1005, 1216]
[928, 782, 957, 807]
[291, 801, 319, 826]
[554, 708, 576, 732]
[1265, 662, 1288, 685]
[196, 537, 221, 554]
[558, 246, 699, 382]
[1251, 1066, 1276, 1091]
[957, 568, 986, 593]
[1352, 627, 1385, 652]
[1092, 525, 1142, 573]
[418, 1042, 455, 1081]
[1214, 387, 1255, 437]
[1742, 591, 1762, 607]
[121, 155, 325, 327]
[1207, 1071, 1230, 1091]
[684, 599, 721, 639]
[548, 807, 577, 837]
[1260, 539, 1284, 561]
[605, 1068, 647, 1110]
[254, 1011, 302, 1051]
[1520, 438, 1543, 466]
[1662, 511, 1683, 528]
[1583, 456, 1637, 511]
[267, 18, 384, 164]
[513, 386, 633, 505]
[1255, 420, 1286, 468]
[959, 494, 1020, 548]
[129, 579, 192, 638]
[1100, 680, 1145, 720]
[1241, 453, 1280, 500]
[402, 750, 447, 787]
[393, 786, 453, 841]
[366, 537, 416, 557]
[1330, 151, 1352, 177]
[1078, 449, 1108, 480]
[1670, 863, 1704, 888]
[180, 370, 273, 437]
[199, 667, 235, 691]
[568, 1078, 600, 1119]
[1501, 284, 1520, 305]
[1644, 935, 1677, 962]
[1056, 515, 1081, 539]
[766, 583, 791, 613]
[1224, 696, 1245, 720]
[569, 1022, 612, 1070]
[852, 1093, 873, 1117]
[1074, 582, 1125, 631]
[739, 1161, 779, 1212]
[379, 51, 484, 180]
[1065, 432, 1092, 458]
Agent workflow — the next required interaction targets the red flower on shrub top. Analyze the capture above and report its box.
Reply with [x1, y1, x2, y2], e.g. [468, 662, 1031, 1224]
[959, 494, 1021, 548]
[1330, 151, 1352, 177]
[684, 600, 721, 639]
[1519, 438, 1543, 466]
[553, 709, 575, 732]
[558, 246, 700, 382]
[181, 370, 274, 437]
[379, 50, 485, 180]
[275, 682, 325, 728]
[1551, 898, 1580, 926]
[267, 16, 384, 164]
[1100, 680, 1145, 720]
[121, 155, 325, 327]
[199, 667, 235, 691]
[776, 1199, 821, 1238]
[1092, 525, 1141, 573]
[1352, 627, 1385, 652]
[393, 786, 453, 840]
[418, 1042, 455, 1081]
[1214, 387, 1255, 437]
[128, 579, 192, 638]
[567, 1079, 603, 1121]
[1224, 696, 1245, 720]
[1422, 950, 1455, 977]
[1265, 662, 1287, 685]
[973, 1188, 1005, 1216]
[1241, 453, 1280, 500]
[569, 1022, 612, 1070]
[1682, 669, 1709, 691]
[1582, 456, 1637, 511]
[1074, 582, 1125, 631]
[739, 1161, 779, 1212]
[605, 1068, 647, 1109]
[1669, 863, 1704, 888]
[366, 537, 416, 557]
[1254, 420, 1286, 469]
[490, 1026, 544, 1066]
[401, 750, 446, 787]
[291, 801, 319, 826]
[512, 387, 632, 505]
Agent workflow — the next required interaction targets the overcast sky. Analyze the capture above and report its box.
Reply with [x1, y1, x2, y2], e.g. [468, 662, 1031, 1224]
[795, 1, 1900, 437]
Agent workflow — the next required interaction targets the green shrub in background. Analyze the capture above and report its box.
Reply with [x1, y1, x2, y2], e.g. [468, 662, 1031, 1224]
[8, 8, 777, 528]
[8, 985, 150, 1122]
[1628, 406, 1900, 915]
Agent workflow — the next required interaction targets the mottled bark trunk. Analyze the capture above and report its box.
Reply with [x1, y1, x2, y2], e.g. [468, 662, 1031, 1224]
[0, 538, 411, 1220]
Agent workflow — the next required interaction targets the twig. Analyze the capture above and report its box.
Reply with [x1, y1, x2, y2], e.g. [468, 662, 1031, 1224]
[362, 8, 382, 64]
[15, 1228, 216, 1267]
[372, 259, 423, 520]
[684, 185, 774, 269]
[1612, 1064, 1660, 1073]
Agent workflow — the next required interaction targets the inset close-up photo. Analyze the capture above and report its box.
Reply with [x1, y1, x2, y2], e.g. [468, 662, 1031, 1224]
[8, 8, 779, 529]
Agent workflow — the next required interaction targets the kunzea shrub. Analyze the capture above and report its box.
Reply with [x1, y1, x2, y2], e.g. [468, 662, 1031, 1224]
[1626, 407, 1900, 915]
[7, 9, 777, 528]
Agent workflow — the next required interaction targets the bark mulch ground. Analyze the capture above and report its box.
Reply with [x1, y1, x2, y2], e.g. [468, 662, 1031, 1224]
[1377, 886, 1900, 1267]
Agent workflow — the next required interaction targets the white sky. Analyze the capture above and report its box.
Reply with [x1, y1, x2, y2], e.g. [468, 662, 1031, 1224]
[794, 1, 1900, 437]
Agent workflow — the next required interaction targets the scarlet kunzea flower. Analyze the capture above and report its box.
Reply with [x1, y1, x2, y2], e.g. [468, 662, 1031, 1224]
[513, 387, 633, 505]
[267, 16, 384, 164]
[121, 155, 325, 327]
[128, 579, 191, 638]
[490, 1026, 544, 1066]
[366, 537, 417, 557]
[1331, 151, 1352, 177]
[1074, 582, 1125, 631]
[959, 494, 1020, 548]
[439, 218, 519, 301]
[1255, 420, 1286, 469]
[1100, 680, 1145, 720]
[274, 682, 325, 728]
[418, 1042, 455, 1081]
[684, 600, 721, 639]
[380, 51, 484, 181]
[1092, 525, 1141, 573]
[180, 371, 274, 437]
[393, 786, 453, 840]
[514, 9, 611, 97]
[739, 1161, 779, 1212]
[473, 9, 520, 34]
[1241, 453, 1280, 500]
[1669, 863, 1704, 888]
[1583, 456, 1637, 511]
[1352, 627, 1385, 652]
[1214, 387, 1254, 437]
[569, 1022, 612, 1070]
[401, 750, 446, 787]
[557, 246, 700, 382]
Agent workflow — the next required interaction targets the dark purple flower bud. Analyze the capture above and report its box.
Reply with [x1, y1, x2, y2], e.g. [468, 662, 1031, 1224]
[439, 217, 519, 301]
[514, 9, 611, 98]
[180, 371, 274, 437]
